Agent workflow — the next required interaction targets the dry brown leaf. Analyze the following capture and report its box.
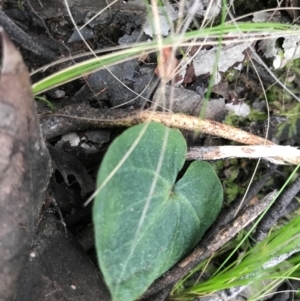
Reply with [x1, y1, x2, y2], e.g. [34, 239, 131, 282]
[0, 28, 51, 300]
[154, 47, 179, 80]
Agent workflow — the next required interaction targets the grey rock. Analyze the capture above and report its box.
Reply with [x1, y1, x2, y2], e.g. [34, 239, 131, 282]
[118, 29, 145, 45]
[153, 85, 226, 121]
[68, 27, 94, 43]
[73, 59, 156, 107]
[253, 100, 266, 112]
[47, 89, 66, 99]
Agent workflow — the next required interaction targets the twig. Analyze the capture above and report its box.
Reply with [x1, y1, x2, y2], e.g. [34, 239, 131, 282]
[187, 145, 300, 165]
[253, 175, 300, 242]
[0, 11, 56, 61]
[142, 286, 173, 301]
[40, 104, 300, 165]
[40, 103, 274, 146]
[203, 169, 274, 241]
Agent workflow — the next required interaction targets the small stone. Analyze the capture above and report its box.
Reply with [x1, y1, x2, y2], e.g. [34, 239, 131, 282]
[47, 89, 65, 99]
[68, 27, 94, 43]
[153, 85, 226, 121]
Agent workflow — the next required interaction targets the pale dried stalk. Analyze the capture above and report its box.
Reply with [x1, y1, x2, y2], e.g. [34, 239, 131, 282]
[42, 109, 300, 165]
[187, 145, 300, 165]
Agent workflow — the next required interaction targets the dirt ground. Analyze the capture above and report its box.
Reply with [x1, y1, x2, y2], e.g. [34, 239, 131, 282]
[1, 0, 300, 300]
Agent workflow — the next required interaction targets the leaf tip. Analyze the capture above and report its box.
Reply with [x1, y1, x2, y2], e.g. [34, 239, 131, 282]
[0, 27, 24, 74]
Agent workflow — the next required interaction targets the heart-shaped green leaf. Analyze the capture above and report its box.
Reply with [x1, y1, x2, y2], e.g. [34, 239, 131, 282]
[93, 122, 223, 301]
